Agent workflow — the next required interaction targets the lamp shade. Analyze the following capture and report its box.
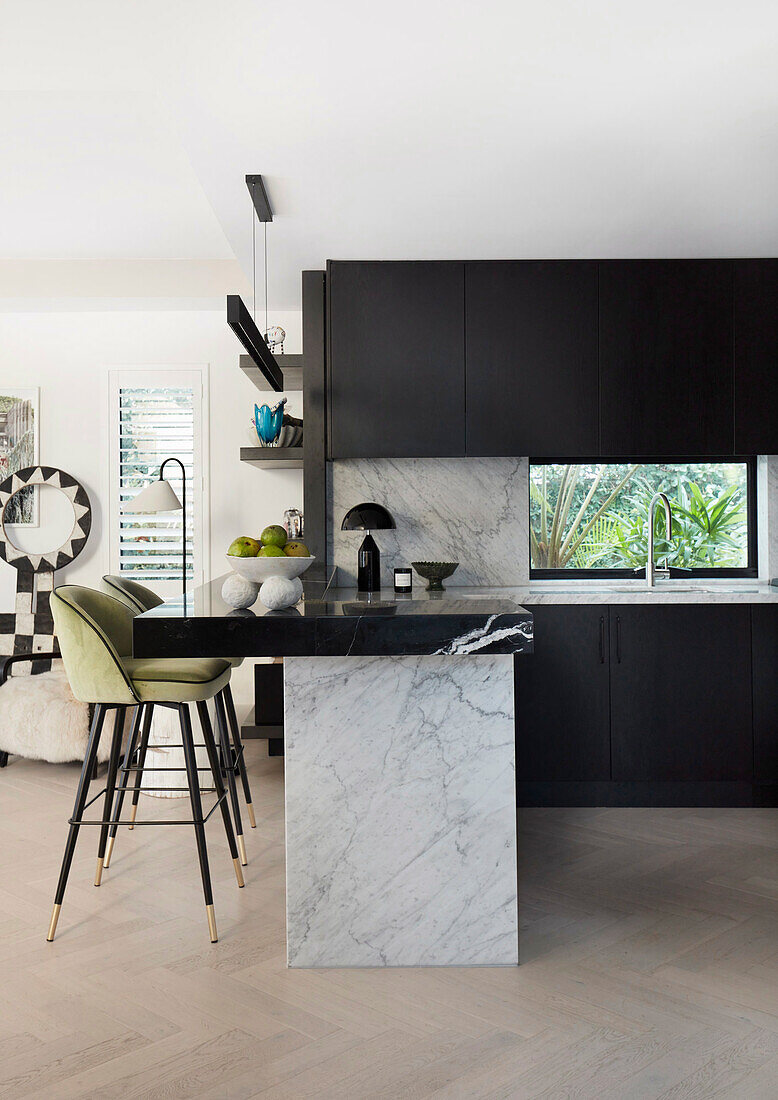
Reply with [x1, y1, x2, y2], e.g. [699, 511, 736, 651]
[341, 503, 395, 531]
[123, 478, 183, 514]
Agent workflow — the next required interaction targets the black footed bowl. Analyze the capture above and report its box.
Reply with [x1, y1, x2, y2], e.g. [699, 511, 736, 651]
[411, 561, 459, 591]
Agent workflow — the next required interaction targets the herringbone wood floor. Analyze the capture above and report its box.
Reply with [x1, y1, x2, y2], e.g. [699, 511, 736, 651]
[2, 746, 778, 1099]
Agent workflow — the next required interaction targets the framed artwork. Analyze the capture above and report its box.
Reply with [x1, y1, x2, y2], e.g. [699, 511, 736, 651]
[0, 388, 39, 526]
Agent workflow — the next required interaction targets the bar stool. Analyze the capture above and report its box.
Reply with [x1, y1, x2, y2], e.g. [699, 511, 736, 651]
[100, 575, 255, 870]
[48, 585, 245, 944]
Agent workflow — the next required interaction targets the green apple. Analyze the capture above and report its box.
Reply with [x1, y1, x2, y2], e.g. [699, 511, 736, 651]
[259, 544, 286, 557]
[228, 536, 260, 557]
[284, 541, 310, 557]
[260, 524, 287, 549]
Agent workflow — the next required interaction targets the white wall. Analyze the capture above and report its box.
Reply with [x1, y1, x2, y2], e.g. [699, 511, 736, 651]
[0, 307, 303, 708]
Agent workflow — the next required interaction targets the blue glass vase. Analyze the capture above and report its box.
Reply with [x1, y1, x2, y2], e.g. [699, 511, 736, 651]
[255, 399, 287, 446]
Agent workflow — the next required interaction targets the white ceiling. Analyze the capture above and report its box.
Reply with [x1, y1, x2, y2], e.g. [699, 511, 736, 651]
[2, 0, 778, 309]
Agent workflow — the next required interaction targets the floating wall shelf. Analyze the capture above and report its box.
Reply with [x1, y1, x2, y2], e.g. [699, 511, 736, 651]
[240, 446, 304, 470]
[240, 353, 304, 392]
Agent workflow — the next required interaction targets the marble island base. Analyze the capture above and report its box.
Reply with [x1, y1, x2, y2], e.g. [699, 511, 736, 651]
[284, 654, 518, 968]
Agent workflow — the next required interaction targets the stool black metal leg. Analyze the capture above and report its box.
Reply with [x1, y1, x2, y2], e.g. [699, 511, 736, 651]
[179, 704, 219, 942]
[94, 707, 126, 886]
[223, 683, 256, 828]
[128, 703, 153, 829]
[214, 693, 247, 866]
[104, 704, 144, 869]
[196, 700, 245, 889]
[47, 704, 107, 940]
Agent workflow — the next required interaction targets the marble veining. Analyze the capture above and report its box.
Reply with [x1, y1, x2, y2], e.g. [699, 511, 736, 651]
[434, 614, 534, 654]
[329, 457, 529, 587]
[284, 654, 518, 967]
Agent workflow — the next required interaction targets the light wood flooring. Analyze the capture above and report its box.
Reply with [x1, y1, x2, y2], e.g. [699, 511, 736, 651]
[2, 746, 778, 1098]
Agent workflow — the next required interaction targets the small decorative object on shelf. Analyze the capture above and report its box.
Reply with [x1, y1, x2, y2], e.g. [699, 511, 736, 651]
[221, 573, 260, 609]
[394, 567, 412, 593]
[254, 397, 287, 446]
[284, 508, 304, 539]
[264, 325, 286, 353]
[411, 561, 459, 591]
[275, 424, 303, 447]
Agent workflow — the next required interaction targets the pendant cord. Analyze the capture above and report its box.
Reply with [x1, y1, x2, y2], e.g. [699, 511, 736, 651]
[264, 221, 269, 336]
[252, 202, 256, 322]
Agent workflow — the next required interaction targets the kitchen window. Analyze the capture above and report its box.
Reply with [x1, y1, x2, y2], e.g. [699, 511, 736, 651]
[530, 458, 757, 579]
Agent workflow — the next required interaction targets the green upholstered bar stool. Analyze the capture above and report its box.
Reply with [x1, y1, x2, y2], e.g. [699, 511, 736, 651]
[48, 586, 245, 944]
[100, 575, 255, 868]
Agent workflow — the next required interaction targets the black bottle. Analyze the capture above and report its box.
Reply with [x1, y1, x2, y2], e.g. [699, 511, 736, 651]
[357, 533, 380, 592]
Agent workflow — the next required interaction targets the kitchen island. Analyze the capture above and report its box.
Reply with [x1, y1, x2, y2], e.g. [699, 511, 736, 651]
[134, 580, 533, 967]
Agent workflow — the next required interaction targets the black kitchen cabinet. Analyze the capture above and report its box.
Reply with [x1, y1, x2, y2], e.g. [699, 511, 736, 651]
[515, 606, 611, 781]
[328, 261, 465, 458]
[734, 260, 778, 454]
[599, 261, 734, 456]
[465, 261, 599, 457]
[610, 605, 752, 782]
[752, 605, 778, 782]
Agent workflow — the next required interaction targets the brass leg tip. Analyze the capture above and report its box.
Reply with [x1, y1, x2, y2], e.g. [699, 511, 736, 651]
[247, 803, 256, 829]
[237, 834, 248, 866]
[128, 804, 137, 830]
[104, 836, 115, 868]
[94, 857, 104, 887]
[233, 857, 245, 888]
[206, 904, 218, 943]
[46, 903, 61, 942]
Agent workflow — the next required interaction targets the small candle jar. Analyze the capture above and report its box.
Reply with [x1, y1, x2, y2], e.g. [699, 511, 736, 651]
[394, 567, 412, 593]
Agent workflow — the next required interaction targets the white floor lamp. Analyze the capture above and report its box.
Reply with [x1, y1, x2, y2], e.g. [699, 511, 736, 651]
[123, 457, 187, 604]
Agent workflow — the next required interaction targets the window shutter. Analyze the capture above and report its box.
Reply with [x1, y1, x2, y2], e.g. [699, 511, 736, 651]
[118, 386, 195, 582]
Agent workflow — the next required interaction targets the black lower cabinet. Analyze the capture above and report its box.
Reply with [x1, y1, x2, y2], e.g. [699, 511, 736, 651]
[517, 603, 757, 806]
[610, 605, 752, 782]
[515, 606, 610, 781]
[241, 663, 285, 756]
[752, 605, 778, 786]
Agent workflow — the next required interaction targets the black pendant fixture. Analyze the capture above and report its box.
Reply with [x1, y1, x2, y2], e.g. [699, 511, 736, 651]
[226, 175, 283, 392]
[226, 295, 283, 391]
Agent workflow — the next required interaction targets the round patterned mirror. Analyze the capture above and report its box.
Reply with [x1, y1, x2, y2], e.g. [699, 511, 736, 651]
[0, 466, 91, 573]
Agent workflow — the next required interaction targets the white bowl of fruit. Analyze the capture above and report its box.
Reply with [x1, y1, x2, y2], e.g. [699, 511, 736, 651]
[225, 526, 315, 608]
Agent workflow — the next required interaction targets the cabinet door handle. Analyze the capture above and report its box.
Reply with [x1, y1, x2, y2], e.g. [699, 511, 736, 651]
[599, 615, 605, 663]
[616, 615, 622, 663]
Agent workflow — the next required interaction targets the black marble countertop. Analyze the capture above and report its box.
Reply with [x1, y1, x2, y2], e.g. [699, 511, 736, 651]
[132, 576, 534, 659]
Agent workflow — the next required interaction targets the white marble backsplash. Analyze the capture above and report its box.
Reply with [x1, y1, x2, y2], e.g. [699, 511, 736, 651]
[760, 455, 778, 581]
[329, 456, 778, 590]
[329, 458, 529, 587]
[284, 654, 518, 967]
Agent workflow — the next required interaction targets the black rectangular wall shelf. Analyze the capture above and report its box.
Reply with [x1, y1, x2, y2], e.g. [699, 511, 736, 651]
[240, 353, 304, 392]
[240, 446, 304, 469]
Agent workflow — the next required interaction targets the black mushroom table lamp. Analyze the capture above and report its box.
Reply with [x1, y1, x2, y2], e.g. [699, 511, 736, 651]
[341, 502, 396, 592]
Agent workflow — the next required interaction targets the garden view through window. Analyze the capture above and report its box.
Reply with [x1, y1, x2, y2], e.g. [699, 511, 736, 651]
[530, 460, 755, 576]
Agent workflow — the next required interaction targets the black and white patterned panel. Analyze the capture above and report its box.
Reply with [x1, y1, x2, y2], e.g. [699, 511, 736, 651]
[0, 572, 56, 674]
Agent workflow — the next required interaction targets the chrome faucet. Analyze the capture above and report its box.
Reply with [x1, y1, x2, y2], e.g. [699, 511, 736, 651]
[647, 492, 673, 588]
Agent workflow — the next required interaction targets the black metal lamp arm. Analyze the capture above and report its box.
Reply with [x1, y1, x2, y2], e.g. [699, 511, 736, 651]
[159, 457, 188, 604]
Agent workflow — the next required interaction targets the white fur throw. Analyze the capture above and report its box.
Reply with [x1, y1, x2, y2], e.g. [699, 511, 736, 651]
[0, 665, 109, 764]
[0, 668, 215, 797]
